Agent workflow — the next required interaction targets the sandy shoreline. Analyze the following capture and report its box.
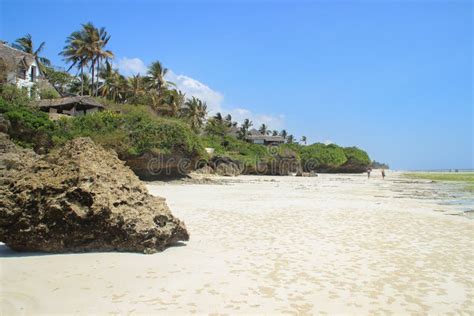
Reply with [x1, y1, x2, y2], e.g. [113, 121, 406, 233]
[1, 172, 473, 314]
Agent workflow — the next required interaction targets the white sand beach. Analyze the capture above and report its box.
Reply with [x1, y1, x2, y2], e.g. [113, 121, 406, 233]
[1, 172, 473, 315]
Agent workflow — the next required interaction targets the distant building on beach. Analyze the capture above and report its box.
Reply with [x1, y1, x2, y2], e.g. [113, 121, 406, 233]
[245, 129, 285, 146]
[37, 96, 105, 119]
[0, 42, 52, 97]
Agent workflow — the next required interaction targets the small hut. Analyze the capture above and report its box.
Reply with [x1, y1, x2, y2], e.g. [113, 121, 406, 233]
[37, 96, 105, 119]
[245, 134, 285, 146]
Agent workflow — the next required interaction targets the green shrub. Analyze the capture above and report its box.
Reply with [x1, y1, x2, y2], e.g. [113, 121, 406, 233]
[335, 146, 371, 172]
[202, 135, 272, 163]
[201, 135, 302, 172]
[0, 96, 55, 150]
[300, 143, 348, 171]
[39, 88, 60, 100]
[0, 94, 371, 174]
[0, 97, 205, 160]
[54, 109, 205, 159]
[0, 84, 30, 105]
[343, 147, 370, 165]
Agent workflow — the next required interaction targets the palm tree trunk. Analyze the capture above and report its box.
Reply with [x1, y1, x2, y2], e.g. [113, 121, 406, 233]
[80, 66, 84, 96]
[95, 58, 100, 97]
[91, 60, 95, 97]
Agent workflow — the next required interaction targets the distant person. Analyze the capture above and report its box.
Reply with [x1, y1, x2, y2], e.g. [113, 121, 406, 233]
[381, 169, 386, 179]
[367, 168, 372, 179]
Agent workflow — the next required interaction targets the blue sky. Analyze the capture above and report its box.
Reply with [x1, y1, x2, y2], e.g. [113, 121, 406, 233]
[1, 0, 472, 170]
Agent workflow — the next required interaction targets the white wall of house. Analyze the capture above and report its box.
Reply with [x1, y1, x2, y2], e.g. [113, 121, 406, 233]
[15, 60, 41, 97]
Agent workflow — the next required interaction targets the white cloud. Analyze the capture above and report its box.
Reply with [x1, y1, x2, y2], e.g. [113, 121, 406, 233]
[117, 57, 147, 76]
[166, 70, 224, 114]
[323, 139, 333, 145]
[114, 60, 286, 130]
[228, 108, 285, 130]
[166, 71, 285, 129]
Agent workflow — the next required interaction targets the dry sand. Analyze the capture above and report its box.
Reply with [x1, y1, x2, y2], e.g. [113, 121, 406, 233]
[1, 172, 473, 315]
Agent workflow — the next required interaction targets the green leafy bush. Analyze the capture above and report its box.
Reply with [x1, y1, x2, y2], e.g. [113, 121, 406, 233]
[54, 109, 205, 158]
[300, 143, 347, 171]
[343, 147, 370, 165]
[0, 90, 371, 174]
[39, 88, 60, 100]
[0, 96, 55, 150]
[338, 146, 371, 172]
[1, 96, 205, 160]
[0, 84, 30, 105]
[202, 135, 272, 164]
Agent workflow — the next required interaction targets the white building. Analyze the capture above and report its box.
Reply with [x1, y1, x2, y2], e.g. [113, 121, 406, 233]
[0, 42, 49, 97]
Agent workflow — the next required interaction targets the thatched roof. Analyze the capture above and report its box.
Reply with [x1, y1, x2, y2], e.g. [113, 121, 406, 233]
[248, 128, 260, 136]
[37, 96, 105, 110]
[0, 42, 36, 71]
[246, 134, 285, 142]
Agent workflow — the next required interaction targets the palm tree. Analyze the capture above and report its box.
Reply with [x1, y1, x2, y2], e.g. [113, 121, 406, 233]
[61, 23, 114, 97]
[301, 136, 307, 145]
[69, 73, 91, 95]
[147, 60, 174, 98]
[82, 23, 114, 96]
[287, 134, 295, 144]
[116, 75, 130, 102]
[128, 74, 146, 98]
[98, 61, 121, 100]
[61, 30, 89, 95]
[259, 124, 269, 135]
[160, 89, 185, 117]
[174, 90, 186, 114]
[214, 112, 223, 121]
[272, 130, 279, 136]
[224, 114, 238, 128]
[239, 118, 253, 139]
[181, 97, 208, 131]
[13, 34, 51, 72]
[280, 129, 288, 140]
[205, 115, 230, 137]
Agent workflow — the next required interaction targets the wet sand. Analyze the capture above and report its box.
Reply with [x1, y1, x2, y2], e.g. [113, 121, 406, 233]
[1, 172, 473, 314]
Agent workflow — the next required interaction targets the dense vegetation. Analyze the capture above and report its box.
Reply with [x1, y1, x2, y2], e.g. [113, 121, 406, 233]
[0, 90, 204, 161]
[371, 160, 390, 169]
[0, 86, 55, 150]
[300, 143, 347, 171]
[1, 24, 374, 175]
[0, 86, 372, 173]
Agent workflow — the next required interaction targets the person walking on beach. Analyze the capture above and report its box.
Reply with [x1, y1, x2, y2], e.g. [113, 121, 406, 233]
[367, 168, 372, 179]
[381, 169, 386, 179]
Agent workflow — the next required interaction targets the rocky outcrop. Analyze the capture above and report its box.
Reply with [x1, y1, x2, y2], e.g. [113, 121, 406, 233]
[296, 171, 318, 177]
[0, 114, 10, 134]
[210, 156, 242, 176]
[0, 133, 38, 173]
[264, 153, 301, 176]
[0, 136, 189, 254]
[193, 165, 214, 175]
[124, 152, 199, 181]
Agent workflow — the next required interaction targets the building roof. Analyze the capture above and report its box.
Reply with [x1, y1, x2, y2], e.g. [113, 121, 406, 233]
[0, 42, 37, 72]
[248, 128, 260, 136]
[246, 134, 285, 142]
[37, 96, 105, 110]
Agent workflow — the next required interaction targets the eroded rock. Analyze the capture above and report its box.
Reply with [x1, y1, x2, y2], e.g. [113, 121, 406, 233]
[210, 156, 242, 176]
[0, 137, 189, 254]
